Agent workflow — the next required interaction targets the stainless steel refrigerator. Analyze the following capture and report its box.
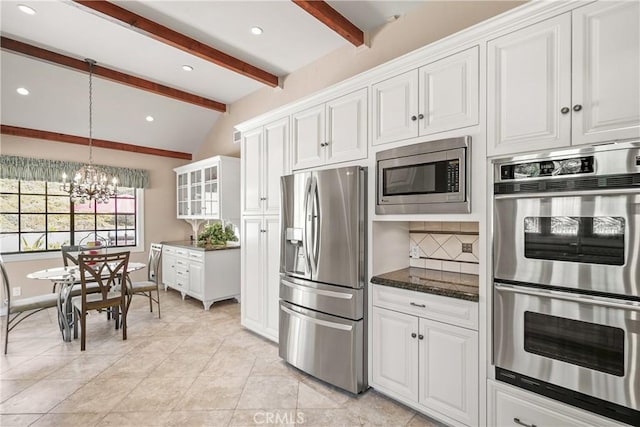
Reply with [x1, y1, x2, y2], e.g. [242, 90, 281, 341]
[279, 166, 367, 394]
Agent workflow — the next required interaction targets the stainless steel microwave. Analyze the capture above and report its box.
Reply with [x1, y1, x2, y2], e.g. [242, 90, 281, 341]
[376, 136, 471, 214]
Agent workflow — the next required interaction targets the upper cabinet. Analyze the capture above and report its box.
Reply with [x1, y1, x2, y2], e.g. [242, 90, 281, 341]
[174, 156, 240, 220]
[292, 88, 367, 170]
[241, 117, 289, 216]
[487, 2, 640, 156]
[372, 47, 479, 146]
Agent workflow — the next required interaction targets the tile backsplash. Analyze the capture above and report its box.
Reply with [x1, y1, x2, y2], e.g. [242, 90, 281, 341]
[409, 221, 479, 275]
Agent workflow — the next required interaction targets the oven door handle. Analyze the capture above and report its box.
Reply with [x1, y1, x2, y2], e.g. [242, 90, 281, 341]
[494, 187, 640, 199]
[494, 283, 640, 311]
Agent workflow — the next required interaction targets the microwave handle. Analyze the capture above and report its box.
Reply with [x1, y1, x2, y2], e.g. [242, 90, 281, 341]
[495, 283, 640, 311]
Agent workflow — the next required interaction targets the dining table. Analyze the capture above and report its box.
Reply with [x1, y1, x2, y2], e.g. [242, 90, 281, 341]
[27, 262, 146, 342]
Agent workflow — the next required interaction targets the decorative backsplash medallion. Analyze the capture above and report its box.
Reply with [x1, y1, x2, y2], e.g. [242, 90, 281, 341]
[409, 221, 479, 275]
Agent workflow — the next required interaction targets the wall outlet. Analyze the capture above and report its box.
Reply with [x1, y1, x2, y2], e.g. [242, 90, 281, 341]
[462, 243, 473, 253]
[410, 247, 420, 259]
[12, 287, 21, 297]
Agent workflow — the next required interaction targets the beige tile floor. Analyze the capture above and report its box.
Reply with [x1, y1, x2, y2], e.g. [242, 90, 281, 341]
[1, 289, 446, 426]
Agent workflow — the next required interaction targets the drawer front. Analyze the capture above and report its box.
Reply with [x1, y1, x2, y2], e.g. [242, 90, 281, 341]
[175, 248, 188, 257]
[371, 284, 477, 330]
[488, 381, 618, 427]
[163, 246, 177, 255]
[189, 251, 204, 260]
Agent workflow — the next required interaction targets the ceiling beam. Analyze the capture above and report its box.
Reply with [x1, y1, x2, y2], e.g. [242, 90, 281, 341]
[1, 37, 226, 113]
[292, 1, 364, 47]
[71, 0, 279, 87]
[1, 125, 192, 161]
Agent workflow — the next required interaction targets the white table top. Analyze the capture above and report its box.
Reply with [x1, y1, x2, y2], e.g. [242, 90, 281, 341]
[27, 262, 146, 281]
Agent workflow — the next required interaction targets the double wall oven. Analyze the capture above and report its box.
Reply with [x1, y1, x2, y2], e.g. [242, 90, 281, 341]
[493, 142, 640, 425]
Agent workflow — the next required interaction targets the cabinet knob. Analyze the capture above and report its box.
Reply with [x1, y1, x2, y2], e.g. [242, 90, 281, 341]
[418, 113, 424, 120]
[418, 334, 424, 340]
[560, 107, 570, 114]
[573, 104, 583, 112]
[410, 115, 417, 121]
[411, 333, 417, 338]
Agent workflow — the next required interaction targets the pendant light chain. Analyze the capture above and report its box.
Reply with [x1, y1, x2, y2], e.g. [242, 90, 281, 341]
[87, 58, 95, 166]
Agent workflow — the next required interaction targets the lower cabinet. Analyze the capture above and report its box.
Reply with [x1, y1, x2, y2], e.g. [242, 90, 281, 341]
[371, 284, 478, 426]
[161, 244, 240, 310]
[488, 380, 626, 427]
[241, 215, 280, 342]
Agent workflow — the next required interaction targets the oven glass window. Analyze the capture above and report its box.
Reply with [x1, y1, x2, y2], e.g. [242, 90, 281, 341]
[523, 216, 625, 265]
[524, 312, 624, 376]
[383, 160, 458, 196]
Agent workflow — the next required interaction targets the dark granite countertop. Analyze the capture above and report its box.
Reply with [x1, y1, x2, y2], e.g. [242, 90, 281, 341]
[371, 267, 479, 302]
[162, 240, 240, 252]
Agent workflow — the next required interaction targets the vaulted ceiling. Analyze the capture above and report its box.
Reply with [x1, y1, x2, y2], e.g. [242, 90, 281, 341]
[1, 0, 424, 159]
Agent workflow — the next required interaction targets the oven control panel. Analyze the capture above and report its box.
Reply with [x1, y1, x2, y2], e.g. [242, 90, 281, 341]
[500, 156, 594, 180]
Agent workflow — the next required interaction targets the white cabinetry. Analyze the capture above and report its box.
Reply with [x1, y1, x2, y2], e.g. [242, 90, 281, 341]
[292, 88, 367, 170]
[371, 285, 478, 426]
[487, 2, 639, 156]
[241, 216, 280, 342]
[174, 156, 240, 220]
[161, 244, 240, 310]
[372, 46, 479, 146]
[488, 380, 626, 427]
[241, 117, 289, 216]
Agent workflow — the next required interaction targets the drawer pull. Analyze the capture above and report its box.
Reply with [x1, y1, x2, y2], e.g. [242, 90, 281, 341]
[513, 418, 536, 427]
[410, 302, 426, 308]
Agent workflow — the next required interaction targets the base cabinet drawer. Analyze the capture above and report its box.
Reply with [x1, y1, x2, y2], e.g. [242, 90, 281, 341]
[488, 381, 625, 427]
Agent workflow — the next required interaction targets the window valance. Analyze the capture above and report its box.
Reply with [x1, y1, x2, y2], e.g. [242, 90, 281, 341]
[0, 155, 149, 189]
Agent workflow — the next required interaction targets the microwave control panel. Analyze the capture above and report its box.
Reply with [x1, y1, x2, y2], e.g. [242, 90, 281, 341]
[500, 156, 594, 181]
[447, 160, 460, 192]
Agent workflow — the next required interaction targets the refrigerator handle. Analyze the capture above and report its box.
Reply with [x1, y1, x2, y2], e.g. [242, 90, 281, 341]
[303, 176, 313, 275]
[311, 177, 320, 273]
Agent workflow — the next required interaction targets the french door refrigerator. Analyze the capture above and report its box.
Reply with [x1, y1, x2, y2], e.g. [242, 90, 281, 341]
[279, 166, 367, 394]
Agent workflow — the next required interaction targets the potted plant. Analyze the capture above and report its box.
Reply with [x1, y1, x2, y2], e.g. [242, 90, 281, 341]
[197, 223, 237, 248]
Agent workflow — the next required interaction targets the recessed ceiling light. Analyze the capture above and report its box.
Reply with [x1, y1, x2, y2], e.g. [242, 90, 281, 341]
[182, 65, 194, 72]
[145, 116, 154, 122]
[17, 4, 36, 15]
[251, 26, 263, 35]
[16, 87, 30, 95]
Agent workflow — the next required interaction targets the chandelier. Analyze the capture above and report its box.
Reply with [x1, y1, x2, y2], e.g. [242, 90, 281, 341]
[61, 59, 118, 204]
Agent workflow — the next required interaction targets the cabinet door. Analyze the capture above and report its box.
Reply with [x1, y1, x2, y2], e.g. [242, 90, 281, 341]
[242, 128, 264, 215]
[188, 261, 204, 297]
[161, 253, 176, 288]
[202, 164, 219, 219]
[264, 118, 289, 215]
[176, 173, 189, 218]
[418, 319, 478, 426]
[418, 47, 479, 136]
[189, 169, 203, 216]
[326, 88, 367, 165]
[572, 1, 640, 146]
[372, 69, 419, 145]
[292, 104, 325, 170]
[241, 217, 264, 331]
[263, 216, 281, 341]
[487, 14, 572, 156]
[371, 307, 419, 401]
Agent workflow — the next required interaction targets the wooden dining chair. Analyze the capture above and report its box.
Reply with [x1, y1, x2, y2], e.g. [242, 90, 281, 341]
[1, 256, 59, 354]
[72, 251, 130, 351]
[127, 243, 163, 318]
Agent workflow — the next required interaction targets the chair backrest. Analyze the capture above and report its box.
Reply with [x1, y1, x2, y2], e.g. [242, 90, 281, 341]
[62, 242, 107, 267]
[147, 243, 163, 283]
[78, 251, 130, 305]
[0, 256, 11, 308]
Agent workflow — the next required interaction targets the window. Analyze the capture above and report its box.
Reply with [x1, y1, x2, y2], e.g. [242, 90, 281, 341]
[0, 178, 138, 254]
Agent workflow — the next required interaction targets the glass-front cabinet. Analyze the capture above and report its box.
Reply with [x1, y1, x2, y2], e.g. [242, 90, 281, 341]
[173, 156, 240, 221]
